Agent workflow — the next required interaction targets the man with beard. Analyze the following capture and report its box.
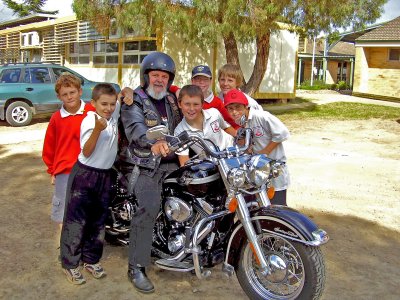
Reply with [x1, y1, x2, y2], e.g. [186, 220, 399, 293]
[118, 52, 182, 294]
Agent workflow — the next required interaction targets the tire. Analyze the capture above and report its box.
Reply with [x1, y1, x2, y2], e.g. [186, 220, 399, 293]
[5, 101, 33, 127]
[236, 233, 326, 300]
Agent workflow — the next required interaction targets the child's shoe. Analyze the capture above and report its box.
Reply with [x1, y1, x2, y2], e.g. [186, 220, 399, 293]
[63, 267, 86, 285]
[83, 263, 106, 279]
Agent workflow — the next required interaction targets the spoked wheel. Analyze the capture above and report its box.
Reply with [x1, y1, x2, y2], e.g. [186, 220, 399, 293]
[237, 233, 326, 300]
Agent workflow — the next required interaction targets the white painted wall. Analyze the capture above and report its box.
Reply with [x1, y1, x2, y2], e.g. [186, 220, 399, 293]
[65, 29, 298, 96]
[164, 29, 297, 96]
[260, 30, 297, 94]
[64, 65, 119, 84]
[121, 67, 141, 89]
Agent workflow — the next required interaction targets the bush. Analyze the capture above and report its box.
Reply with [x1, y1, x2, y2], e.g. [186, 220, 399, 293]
[336, 80, 349, 90]
[299, 79, 350, 91]
[299, 79, 332, 90]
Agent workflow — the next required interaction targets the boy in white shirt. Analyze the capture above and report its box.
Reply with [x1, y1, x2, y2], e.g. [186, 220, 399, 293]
[60, 83, 132, 285]
[174, 85, 236, 166]
[224, 89, 290, 206]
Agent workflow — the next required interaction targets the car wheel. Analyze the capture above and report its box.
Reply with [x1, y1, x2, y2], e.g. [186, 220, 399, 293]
[5, 101, 33, 127]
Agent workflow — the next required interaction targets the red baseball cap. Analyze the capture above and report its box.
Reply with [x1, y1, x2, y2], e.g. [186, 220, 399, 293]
[224, 89, 249, 107]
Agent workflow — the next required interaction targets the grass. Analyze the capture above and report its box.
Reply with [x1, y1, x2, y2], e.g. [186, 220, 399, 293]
[267, 102, 400, 121]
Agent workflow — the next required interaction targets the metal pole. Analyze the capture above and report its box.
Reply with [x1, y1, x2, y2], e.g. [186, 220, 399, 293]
[311, 35, 316, 86]
[297, 58, 302, 87]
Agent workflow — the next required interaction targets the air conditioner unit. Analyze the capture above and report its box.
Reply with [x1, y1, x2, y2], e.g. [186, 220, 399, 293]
[22, 32, 40, 47]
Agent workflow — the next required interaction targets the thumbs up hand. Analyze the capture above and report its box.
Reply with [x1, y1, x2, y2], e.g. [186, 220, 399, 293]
[94, 114, 107, 132]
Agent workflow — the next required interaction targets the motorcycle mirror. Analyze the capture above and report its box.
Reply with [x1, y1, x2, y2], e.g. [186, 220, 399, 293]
[146, 125, 169, 140]
[235, 115, 247, 127]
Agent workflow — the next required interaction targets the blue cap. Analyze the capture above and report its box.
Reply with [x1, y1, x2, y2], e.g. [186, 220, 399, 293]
[191, 65, 212, 79]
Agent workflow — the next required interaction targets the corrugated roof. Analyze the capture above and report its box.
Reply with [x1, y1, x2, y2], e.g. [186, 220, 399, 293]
[356, 16, 400, 41]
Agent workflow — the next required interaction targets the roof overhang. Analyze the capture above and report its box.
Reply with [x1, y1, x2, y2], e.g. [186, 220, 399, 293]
[0, 14, 57, 31]
[355, 41, 400, 47]
[298, 53, 354, 59]
[337, 21, 389, 44]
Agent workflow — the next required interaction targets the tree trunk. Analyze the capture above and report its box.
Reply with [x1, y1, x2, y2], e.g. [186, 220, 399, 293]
[223, 32, 245, 86]
[243, 32, 271, 96]
[223, 31, 271, 97]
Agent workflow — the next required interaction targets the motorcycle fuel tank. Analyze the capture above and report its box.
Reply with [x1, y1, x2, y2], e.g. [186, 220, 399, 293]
[164, 160, 222, 197]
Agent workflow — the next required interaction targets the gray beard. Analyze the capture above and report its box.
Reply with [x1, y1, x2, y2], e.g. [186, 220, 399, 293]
[147, 86, 167, 100]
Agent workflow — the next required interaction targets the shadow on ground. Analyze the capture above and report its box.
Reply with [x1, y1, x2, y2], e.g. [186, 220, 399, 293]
[0, 115, 51, 127]
[0, 151, 398, 300]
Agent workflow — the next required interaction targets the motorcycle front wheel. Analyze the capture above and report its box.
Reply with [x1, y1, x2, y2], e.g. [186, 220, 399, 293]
[236, 233, 326, 300]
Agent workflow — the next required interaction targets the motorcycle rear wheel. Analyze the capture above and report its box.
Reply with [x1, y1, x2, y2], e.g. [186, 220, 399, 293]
[236, 233, 326, 300]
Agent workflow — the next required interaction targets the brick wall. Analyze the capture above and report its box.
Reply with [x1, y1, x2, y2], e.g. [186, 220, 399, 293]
[354, 46, 400, 99]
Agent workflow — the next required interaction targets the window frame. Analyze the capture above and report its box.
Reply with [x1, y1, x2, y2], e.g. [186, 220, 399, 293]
[92, 40, 119, 65]
[69, 42, 91, 65]
[388, 48, 400, 61]
[122, 40, 157, 65]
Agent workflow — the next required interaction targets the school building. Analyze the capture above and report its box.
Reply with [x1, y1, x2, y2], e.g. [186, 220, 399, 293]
[0, 14, 299, 100]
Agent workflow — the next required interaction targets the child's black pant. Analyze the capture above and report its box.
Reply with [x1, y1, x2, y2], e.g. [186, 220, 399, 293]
[60, 161, 113, 269]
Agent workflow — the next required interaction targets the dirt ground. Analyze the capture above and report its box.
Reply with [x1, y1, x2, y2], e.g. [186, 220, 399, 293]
[0, 111, 399, 300]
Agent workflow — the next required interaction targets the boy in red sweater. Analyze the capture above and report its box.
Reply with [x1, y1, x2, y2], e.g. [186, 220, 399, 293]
[42, 74, 95, 243]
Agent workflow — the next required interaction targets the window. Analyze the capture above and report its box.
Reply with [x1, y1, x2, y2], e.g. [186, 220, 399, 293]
[389, 49, 400, 61]
[337, 62, 347, 82]
[123, 40, 157, 65]
[52, 67, 73, 80]
[69, 42, 90, 64]
[0, 68, 21, 83]
[26, 68, 51, 83]
[93, 41, 119, 65]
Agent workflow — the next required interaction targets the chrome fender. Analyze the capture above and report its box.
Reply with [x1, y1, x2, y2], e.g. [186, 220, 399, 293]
[224, 205, 329, 268]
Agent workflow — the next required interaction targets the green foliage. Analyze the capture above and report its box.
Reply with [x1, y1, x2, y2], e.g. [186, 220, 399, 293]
[2, 0, 58, 17]
[299, 79, 334, 90]
[72, 0, 387, 94]
[336, 80, 349, 90]
[278, 102, 400, 121]
[72, 0, 388, 50]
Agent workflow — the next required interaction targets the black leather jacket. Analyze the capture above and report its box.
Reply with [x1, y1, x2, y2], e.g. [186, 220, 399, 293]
[119, 86, 182, 173]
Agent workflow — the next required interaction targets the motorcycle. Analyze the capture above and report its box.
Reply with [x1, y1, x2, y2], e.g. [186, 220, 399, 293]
[106, 125, 329, 299]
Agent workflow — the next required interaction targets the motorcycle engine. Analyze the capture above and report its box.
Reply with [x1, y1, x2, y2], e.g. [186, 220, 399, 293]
[167, 231, 185, 253]
[113, 200, 135, 222]
[164, 197, 193, 222]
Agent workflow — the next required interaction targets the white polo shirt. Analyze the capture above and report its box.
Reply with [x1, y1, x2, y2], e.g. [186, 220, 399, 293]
[174, 108, 234, 156]
[246, 108, 290, 190]
[78, 101, 120, 169]
[60, 100, 86, 118]
[218, 91, 263, 111]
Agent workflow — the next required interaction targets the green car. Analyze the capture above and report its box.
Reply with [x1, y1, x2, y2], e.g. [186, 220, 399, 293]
[0, 63, 120, 126]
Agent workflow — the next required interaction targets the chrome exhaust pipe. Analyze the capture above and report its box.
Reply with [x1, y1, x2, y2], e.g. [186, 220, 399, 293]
[190, 210, 230, 279]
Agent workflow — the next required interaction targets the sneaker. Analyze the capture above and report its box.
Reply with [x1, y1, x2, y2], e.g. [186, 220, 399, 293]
[83, 263, 106, 279]
[63, 267, 86, 285]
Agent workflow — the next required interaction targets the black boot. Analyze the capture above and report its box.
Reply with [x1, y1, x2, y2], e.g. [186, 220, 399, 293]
[127, 267, 155, 293]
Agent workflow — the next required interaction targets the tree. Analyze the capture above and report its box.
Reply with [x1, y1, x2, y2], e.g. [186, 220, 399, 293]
[72, 0, 387, 95]
[2, 0, 58, 17]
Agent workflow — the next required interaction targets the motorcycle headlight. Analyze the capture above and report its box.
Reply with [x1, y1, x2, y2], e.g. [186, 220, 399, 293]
[246, 154, 271, 187]
[227, 168, 246, 188]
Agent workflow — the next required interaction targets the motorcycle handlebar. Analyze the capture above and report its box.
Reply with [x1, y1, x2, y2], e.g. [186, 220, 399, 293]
[176, 127, 253, 158]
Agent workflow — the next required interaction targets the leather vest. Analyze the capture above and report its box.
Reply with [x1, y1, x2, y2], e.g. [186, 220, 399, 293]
[118, 86, 182, 174]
